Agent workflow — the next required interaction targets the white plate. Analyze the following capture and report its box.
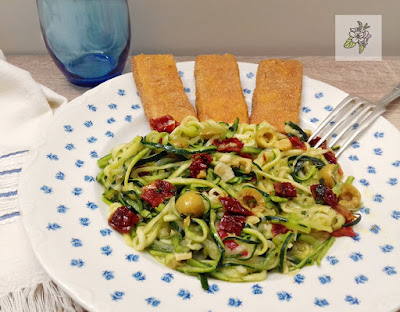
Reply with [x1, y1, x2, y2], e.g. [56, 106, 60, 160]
[20, 62, 400, 312]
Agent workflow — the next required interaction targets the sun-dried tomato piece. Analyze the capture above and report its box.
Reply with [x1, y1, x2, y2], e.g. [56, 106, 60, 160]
[288, 136, 306, 150]
[323, 151, 338, 164]
[213, 138, 244, 152]
[218, 212, 246, 236]
[149, 115, 180, 133]
[309, 136, 327, 149]
[238, 153, 254, 160]
[190, 153, 213, 178]
[219, 228, 239, 250]
[108, 206, 139, 234]
[274, 182, 297, 198]
[225, 240, 239, 250]
[218, 229, 228, 239]
[323, 186, 337, 207]
[310, 184, 353, 220]
[271, 223, 289, 236]
[310, 183, 337, 207]
[219, 196, 253, 216]
[330, 226, 356, 237]
[140, 180, 175, 208]
[310, 184, 325, 204]
[193, 153, 213, 164]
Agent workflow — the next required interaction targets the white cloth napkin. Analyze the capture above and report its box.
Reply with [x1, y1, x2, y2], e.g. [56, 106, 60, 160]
[0, 51, 83, 312]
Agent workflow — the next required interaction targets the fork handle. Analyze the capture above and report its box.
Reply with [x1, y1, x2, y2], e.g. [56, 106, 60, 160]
[376, 82, 400, 108]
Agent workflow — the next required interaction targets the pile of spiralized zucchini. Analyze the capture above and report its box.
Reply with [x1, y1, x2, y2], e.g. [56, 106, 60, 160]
[97, 116, 362, 288]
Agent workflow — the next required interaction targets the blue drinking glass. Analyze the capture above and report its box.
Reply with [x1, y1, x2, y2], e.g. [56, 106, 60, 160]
[36, 0, 131, 87]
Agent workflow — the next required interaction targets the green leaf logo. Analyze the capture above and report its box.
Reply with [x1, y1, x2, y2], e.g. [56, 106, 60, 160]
[344, 37, 356, 49]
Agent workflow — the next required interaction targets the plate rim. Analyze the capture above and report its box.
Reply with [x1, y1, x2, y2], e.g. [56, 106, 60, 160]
[18, 61, 400, 312]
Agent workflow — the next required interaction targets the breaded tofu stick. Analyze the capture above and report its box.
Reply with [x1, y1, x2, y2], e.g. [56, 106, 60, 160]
[195, 54, 249, 123]
[132, 54, 196, 122]
[250, 59, 303, 133]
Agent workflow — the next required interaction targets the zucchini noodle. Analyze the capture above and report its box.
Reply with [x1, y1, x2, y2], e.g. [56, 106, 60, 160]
[97, 116, 362, 288]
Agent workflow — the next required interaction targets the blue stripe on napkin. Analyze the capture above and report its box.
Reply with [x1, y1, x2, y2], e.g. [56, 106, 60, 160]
[0, 168, 22, 176]
[0, 150, 29, 160]
[0, 211, 20, 222]
[0, 190, 18, 198]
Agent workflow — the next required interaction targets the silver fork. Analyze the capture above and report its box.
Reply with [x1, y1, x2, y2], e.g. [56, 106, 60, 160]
[307, 83, 400, 157]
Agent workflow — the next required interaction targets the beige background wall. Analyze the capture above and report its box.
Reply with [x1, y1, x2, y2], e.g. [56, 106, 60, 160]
[1, 0, 399, 56]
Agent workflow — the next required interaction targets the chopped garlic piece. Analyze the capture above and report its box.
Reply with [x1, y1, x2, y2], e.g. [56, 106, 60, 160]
[174, 252, 192, 261]
[214, 162, 235, 182]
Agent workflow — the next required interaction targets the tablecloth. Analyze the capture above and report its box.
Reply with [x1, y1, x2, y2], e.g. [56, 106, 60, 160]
[0, 50, 83, 312]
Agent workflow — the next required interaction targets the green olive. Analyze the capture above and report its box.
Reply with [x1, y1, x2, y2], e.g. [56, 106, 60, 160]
[318, 164, 342, 188]
[176, 191, 205, 217]
[339, 184, 361, 210]
[255, 127, 278, 148]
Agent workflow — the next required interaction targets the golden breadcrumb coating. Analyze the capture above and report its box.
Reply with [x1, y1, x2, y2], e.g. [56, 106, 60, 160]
[195, 54, 249, 123]
[132, 54, 196, 122]
[250, 59, 303, 133]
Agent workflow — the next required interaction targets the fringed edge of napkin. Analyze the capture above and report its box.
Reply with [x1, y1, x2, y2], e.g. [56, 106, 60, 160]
[0, 281, 84, 312]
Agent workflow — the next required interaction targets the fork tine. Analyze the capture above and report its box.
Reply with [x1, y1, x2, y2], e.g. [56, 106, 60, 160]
[328, 103, 374, 148]
[335, 107, 386, 157]
[308, 95, 357, 143]
[312, 98, 365, 148]
[312, 83, 400, 158]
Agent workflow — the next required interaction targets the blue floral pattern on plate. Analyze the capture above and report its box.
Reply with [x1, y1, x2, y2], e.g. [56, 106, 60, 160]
[19, 62, 400, 312]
